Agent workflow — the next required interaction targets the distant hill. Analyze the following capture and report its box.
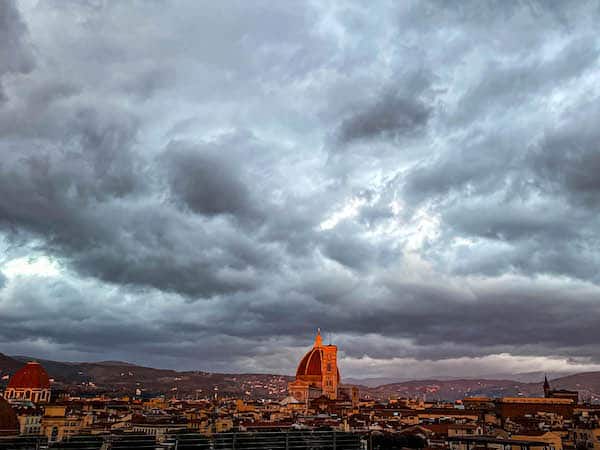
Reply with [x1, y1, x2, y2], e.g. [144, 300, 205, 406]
[2, 352, 600, 402]
[345, 377, 409, 387]
[346, 371, 576, 387]
[0, 353, 23, 375]
[364, 378, 540, 401]
[345, 375, 498, 387]
[1, 354, 292, 399]
[546, 371, 600, 402]
[360, 373, 600, 402]
[480, 371, 576, 383]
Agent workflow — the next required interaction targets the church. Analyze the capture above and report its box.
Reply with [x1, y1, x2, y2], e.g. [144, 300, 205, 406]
[4, 361, 51, 404]
[287, 329, 341, 403]
[543, 375, 578, 404]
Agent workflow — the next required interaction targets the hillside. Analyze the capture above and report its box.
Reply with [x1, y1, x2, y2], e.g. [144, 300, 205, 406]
[365, 378, 540, 401]
[2, 353, 600, 402]
[1, 354, 291, 399]
[546, 371, 600, 403]
[363, 373, 600, 402]
[0, 353, 23, 375]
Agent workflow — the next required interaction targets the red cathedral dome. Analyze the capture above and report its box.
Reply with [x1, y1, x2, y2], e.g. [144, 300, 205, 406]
[295, 330, 340, 382]
[0, 397, 18, 436]
[296, 346, 324, 377]
[7, 361, 50, 389]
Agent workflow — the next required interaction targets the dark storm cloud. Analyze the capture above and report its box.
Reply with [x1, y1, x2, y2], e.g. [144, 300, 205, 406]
[321, 232, 373, 270]
[0, 107, 140, 226]
[336, 92, 431, 144]
[318, 220, 400, 271]
[2, 0, 600, 376]
[531, 102, 600, 205]
[0, 114, 273, 297]
[0, 0, 34, 101]
[400, 97, 600, 285]
[161, 140, 261, 222]
[3, 272, 600, 372]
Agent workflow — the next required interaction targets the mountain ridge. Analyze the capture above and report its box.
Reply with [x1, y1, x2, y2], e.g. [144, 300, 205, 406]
[2, 352, 600, 402]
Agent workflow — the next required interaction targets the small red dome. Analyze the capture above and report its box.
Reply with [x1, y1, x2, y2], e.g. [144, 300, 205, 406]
[0, 397, 18, 436]
[7, 361, 50, 389]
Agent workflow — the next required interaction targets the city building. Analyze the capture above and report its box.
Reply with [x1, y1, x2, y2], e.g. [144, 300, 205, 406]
[572, 424, 600, 450]
[0, 397, 19, 436]
[12, 403, 42, 435]
[544, 376, 579, 404]
[41, 404, 83, 443]
[0, 344, 592, 448]
[496, 397, 575, 425]
[130, 413, 187, 442]
[511, 431, 563, 450]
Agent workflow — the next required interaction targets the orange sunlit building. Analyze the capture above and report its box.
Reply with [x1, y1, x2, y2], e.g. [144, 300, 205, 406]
[288, 330, 340, 403]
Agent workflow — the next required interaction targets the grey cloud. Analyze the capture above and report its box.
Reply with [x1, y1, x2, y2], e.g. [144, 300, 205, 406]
[161, 140, 261, 222]
[117, 65, 175, 101]
[405, 185, 600, 284]
[4, 272, 600, 373]
[400, 97, 600, 283]
[318, 220, 399, 271]
[442, 204, 578, 243]
[402, 131, 521, 206]
[0, 105, 141, 229]
[450, 36, 600, 126]
[0, 0, 34, 100]
[321, 232, 373, 270]
[0, 277, 168, 354]
[531, 103, 600, 205]
[2, 0, 600, 377]
[336, 90, 432, 145]
[0, 112, 274, 297]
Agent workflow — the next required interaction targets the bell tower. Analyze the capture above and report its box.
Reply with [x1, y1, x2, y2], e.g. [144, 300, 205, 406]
[319, 331, 339, 400]
[543, 375, 551, 397]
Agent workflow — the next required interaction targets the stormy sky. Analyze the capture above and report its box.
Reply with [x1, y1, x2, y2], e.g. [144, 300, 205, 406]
[2, 0, 600, 380]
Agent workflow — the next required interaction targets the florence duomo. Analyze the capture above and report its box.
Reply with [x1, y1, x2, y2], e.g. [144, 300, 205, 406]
[288, 329, 341, 402]
[3, 0, 600, 448]
[286, 330, 360, 412]
[288, 329, 340, 402]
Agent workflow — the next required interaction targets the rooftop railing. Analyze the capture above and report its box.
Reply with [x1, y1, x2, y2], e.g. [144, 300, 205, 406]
[0, 430, 365, 450]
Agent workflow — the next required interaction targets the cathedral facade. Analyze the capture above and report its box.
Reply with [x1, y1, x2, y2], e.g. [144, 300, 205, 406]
[288, 330, 340, 403]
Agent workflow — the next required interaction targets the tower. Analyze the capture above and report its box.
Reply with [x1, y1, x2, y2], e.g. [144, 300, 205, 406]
[319, 330, 339, 400]
[543, 375, 551, 397]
